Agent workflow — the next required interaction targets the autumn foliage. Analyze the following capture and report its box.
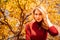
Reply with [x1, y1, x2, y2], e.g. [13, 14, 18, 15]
[0, 0, 60, 40]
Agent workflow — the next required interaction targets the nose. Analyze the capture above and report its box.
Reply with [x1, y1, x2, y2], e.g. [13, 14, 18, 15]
[36, 15, 40, 18]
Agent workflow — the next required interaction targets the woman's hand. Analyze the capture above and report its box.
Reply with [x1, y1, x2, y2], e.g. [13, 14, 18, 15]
[42, 13, 53, 30]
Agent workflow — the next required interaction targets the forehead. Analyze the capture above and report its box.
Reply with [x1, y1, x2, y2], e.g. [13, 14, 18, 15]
[34, 9, 42, 14]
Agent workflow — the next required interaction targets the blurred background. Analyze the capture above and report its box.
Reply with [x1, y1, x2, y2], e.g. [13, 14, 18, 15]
[0, 0, 60, 40]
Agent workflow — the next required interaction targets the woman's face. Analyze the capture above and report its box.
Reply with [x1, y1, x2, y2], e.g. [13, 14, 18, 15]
[33, 9, 43, 22]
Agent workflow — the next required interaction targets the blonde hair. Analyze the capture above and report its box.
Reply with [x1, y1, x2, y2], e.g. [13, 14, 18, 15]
[33, 6, 49, 30]
[33, 6, 47, 14]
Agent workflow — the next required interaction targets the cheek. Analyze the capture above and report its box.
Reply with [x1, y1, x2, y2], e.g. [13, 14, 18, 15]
[33, 15, 37, 19]
[33, 15, 43, 20]
[40, 16, 43, 19]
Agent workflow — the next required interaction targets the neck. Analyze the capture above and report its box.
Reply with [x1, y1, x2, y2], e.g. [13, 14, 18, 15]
[36, 21, 42, 27]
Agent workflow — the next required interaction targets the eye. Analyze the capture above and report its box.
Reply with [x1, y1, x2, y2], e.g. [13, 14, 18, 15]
[34, 13, 37, 15]
[35, 13, 38, 15]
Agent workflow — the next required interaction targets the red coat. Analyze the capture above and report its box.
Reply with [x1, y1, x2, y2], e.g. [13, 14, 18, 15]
[25, 20, 58, 40]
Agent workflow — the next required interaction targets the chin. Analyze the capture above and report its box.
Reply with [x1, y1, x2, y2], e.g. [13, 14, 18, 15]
[37, 20, 42, 22]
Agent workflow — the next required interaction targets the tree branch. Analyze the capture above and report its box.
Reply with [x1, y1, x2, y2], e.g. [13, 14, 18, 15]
[0, 8, 16, 34]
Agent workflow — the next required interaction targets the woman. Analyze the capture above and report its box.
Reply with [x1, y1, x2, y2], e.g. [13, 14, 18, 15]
[25, 6, 58, 40]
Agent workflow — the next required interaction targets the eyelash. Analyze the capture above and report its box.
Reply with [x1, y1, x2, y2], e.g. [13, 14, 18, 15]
[35, 13, 42, 15]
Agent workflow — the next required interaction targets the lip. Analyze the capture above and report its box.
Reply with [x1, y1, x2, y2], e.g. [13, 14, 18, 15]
[37, 19, 41, 20]
[37, 19, 41, 21]
[36, 18, 42, 21]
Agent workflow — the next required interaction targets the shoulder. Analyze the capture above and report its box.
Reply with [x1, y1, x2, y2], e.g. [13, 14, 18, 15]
[26, 20, 35, 26]
[25, 20, 35, 28]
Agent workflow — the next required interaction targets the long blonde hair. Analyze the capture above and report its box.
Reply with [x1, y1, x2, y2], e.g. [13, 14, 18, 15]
[33, 6, 49, 30]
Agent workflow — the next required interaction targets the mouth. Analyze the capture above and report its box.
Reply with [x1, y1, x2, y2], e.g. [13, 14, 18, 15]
[37, 20, 40, 21]
[36, 19, 42, 22]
